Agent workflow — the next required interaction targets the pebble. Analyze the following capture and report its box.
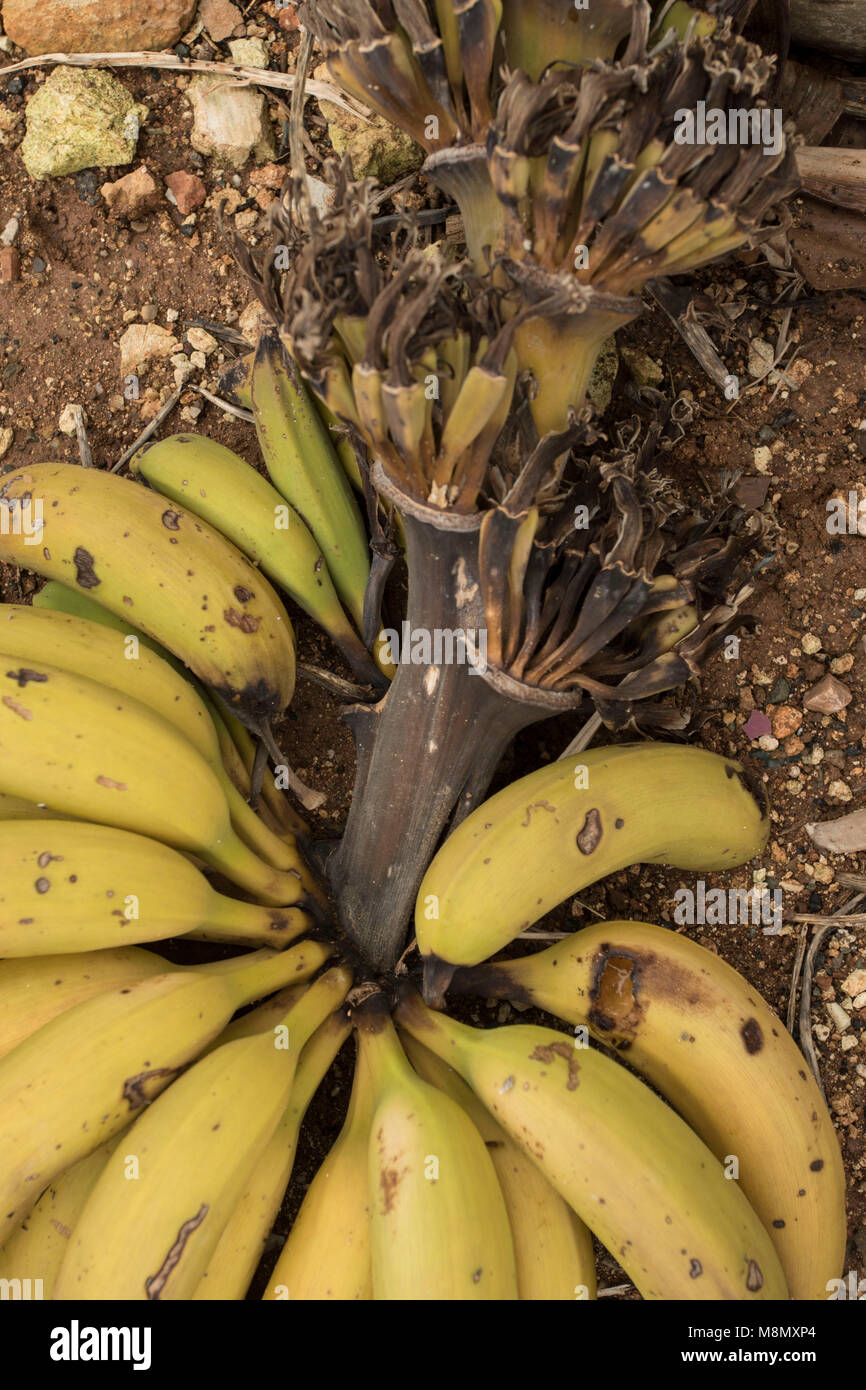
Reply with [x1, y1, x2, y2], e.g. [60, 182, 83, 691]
[31, 255, 47, 274]
[753, 444, 773, 473]
[841, 1035, 859, 1051]
[199, 0, 243, 42]
[801, 634, 822, 655]
[827, 779, 853, 802]
[842, 969, 866, 998]
[74, 169, 101, 203]
[1, 0, 198, 54]
[784, 735, 805, 755]
[1, 217, 19, 247]
[188, 75, 275, 168]
[0, 246, 20, 282]
[853, 991, 866, 1010]
[101, 165, 160, 220]
[20, 67, 148, 180]
[830, 653, 855, 674]
[186, 326, 218, 354]
[748, 337, 775, 378]
[771, 705, 803, 740]
[767, 677, 790, 704]
[57, 403, 85, 435]
[119, 322, 181, 376]
[0, 427, 14, 459]
[827, 1001, 852, 1032]
[804, 674, 852, 714]
[811, 862, 834, 884]
[758, 733, 779, 751]
[140, 303, 159, 323]
[165, 170, 207, 215]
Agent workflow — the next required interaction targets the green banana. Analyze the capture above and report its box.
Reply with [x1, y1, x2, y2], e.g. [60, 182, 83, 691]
[396, 992, 789, 1301]
[132, 434, 381, 685]
[455, 919, 846, 1301]
[53, 966, 352, 1300]
[0, 461, 295, 730]
[416, 743, 770, 984]
[0, 941, 332, 1244]
[251, 331, 370, 633]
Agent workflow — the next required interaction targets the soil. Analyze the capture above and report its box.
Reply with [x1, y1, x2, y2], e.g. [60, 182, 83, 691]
[0, 5, 864, 1300]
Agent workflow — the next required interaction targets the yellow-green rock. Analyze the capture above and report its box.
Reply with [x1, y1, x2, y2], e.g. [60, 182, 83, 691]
[318, 100, 423, 183]
[20, 67, 148, 180]
[587, 336, 620, 414]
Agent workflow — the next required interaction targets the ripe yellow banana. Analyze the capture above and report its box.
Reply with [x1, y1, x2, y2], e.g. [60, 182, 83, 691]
[251, 331, 371, 634]
[263, 1030, 374, 1301]
[199, 1010, 352, 1300]
[54, 965, 352, 1300]
[0, 656, 312, 906]
[0, 1135, 122, 1298]
[0, 461, 295, 729]
[0, 948, 165, 1060]
[400, 1031, 597, 1301]
[455, 919, 846, 1301]
[0, 940, 331, 1243]
[132, 434, 382, 686]
[416, 743, 770, 982]
[396, 992, 788, 1301]
[0, 603, 301, 874]
[357, 1006, 518, 1300]
[0, 791, 73, 822]
[0, 820, 310, 955]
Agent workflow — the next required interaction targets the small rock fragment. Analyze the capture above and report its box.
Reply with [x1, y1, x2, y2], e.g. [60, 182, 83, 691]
[101, 165, 160, 219]
[827, 780, 853, 803]
[801, 633, 822, 655]
[188, 76, 275, 169]
[804, 674, 852, 715]
[753, 445, 773, 474]
[140, 303, 159, 323]
[228, 38, 269, 68]
[826, 1001, 851, 1033]
[119, 322, 181, 377]
[186, 326, 218, 355]
[1, 217, 19, 247]
[199, 0, 243, 43]
[58, 403, 86, 435]
[165, 169, 206, 215]
[21, 67, 148, 180]
[2, 0, 198, 54]
[620, 346, 664, 388]
[830, 653, 855, 675]
[0, 427, 14, 459]
[0, 246, 20, 282]
[237, 298, 271, 344]
[771, 705, 803, 740]
[842, 969, 866, 999]
[743, 710, 772, 741]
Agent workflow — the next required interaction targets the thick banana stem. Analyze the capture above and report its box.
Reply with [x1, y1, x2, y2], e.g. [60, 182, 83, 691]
[327, 472, 579, 970]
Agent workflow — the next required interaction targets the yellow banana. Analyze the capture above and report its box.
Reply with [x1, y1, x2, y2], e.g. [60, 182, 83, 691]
[0, 461, 295, 729]
[455, 919, 845, 1301]
[0, 656, 313, 906]
[199, 1010, 351, 1300]
[0, 820, 310, 955]
[263, 1030, 374, 1301]
[54, 966, 352, 1300]
[0, 948, 165, 1061]
[400, 1031, 597, 1301]
[358, 1007, 518, 1300]
[396, 992, 789, 1302]
[251, 332, 370, 633]
[0, 603, 301, 873]
[132, 434, 382, 686]
[0, 792, 73, 821]
[0, 940, 331, 1243]
[0, 1135, 122, 1298]
[416, 743, 770, 981]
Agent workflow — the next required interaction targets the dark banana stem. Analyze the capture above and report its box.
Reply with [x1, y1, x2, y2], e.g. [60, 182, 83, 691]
[327, 467, 580, 971]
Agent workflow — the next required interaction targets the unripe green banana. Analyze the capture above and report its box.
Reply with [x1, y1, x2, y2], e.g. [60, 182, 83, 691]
[200, 1010, 352, 1300]
[132, 434, 382, 685]
[0, 656, 313, 905]
[0, 948, 165, 1060]
[416, 743, 770, 983]
[0, 603, 300, 873]
[358, 1007, 518, 1300]
[400, 1030, 597, 1300]
[0, 461, 295, 729]
[0, 820, 310, 955]
[263, 1031, 374, 1301]
[53, 966, 352, 1300]
[455, 919, 846, 1301]
[251, 332, 370, 633]
[396, 992, 789, 1301]
[0, 941, 332, 1244]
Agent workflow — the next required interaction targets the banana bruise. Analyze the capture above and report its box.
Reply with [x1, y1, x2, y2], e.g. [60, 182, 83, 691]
[0, 942, 332, 1243]
[132, 434, 382, 686]
[400, 1031, 597, 1301]
[396, 993, 789, 1302]
[0, 948, 166, 1060]
[0, 603, 304, 874]
[263, 1031, 374, 1301]
[357, 1007, 518, 1301]
[0, 656, 313, 906]
[455, 919, 845, 1301]
[0, 461, 295, 728]
[0, 820, 310, 955]
[53, 967, 351, 1300]
[251, 331, 371, 633]
[197, 1011, 351, 1300]
[416, 743, 770, 981]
